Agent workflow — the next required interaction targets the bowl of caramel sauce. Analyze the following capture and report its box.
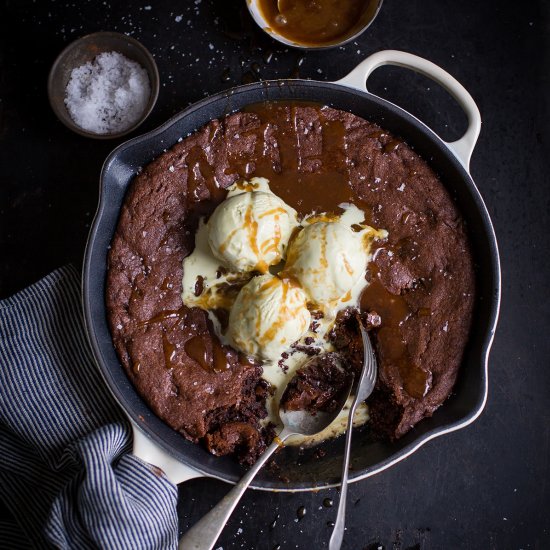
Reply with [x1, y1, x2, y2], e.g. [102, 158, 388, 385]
[247, 0, 383, 49]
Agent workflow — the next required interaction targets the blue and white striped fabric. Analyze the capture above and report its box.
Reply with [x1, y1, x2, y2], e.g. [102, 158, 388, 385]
[0, 266, 178, 549]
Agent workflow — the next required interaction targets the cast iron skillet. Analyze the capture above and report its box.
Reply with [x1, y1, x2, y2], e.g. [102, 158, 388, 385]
[83, 51, 501, 491]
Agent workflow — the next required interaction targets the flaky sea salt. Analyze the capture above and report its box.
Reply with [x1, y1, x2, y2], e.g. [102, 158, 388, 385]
[64, 51, 151, 135]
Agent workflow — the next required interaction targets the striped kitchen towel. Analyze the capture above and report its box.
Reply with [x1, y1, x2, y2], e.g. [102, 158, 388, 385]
[0, 266, 178, 549]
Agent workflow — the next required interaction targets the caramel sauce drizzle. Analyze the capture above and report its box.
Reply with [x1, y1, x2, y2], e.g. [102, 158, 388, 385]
[360, 259, 430, 399]
[319, 223, 329, 269]
[259, 279, 291, 346]
[218, 227, 239, 255]
[162, 332, 177, 365]
[137, 309, 185, 328]
[244, 202, 269, 273]
[184, 334, 231, 373]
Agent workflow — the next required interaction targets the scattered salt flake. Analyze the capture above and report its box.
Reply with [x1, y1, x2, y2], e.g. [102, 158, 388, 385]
[116, 324, 123, 330]
[144, 5, 151, 10]
[397, 183, 406, 192]
[175, 15, 183, 22]
[443, 321, 449, 332]
[168, 165, 175, 172]
[236, 528, 243, 535]
[208, 43, 214, 50]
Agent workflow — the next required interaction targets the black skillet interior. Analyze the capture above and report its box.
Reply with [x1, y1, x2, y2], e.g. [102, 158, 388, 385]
[83, 79, 500, 491]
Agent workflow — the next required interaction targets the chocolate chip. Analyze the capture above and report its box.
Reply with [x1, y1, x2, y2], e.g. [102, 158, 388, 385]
[194, 275, 204, 296]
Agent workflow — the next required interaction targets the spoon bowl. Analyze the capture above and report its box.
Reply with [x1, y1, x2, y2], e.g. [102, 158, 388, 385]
[279, 409, 346, 437]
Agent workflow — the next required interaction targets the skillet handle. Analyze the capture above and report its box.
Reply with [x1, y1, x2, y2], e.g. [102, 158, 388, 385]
[131, 421, 204, 484]
[335, 50, 481, 170]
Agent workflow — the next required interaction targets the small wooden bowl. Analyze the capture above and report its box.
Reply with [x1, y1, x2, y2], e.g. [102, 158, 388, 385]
[48, 32, 159, 139]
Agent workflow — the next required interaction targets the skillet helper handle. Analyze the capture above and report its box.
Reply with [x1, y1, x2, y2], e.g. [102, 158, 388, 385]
[178, 430, 290, 550]
[335, 50, 481, 170]
[131, 422, 203, 485]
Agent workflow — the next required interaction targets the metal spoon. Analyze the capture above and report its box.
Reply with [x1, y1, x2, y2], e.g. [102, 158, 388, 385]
[329, 324, 378, 550]
[179, 355, 355, 550]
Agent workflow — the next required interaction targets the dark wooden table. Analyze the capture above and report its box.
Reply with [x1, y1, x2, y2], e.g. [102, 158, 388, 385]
[1, 1, 549, 548]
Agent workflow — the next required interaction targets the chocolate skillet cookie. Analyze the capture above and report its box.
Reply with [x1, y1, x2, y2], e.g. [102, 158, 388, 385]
[106, 102, 475, 463]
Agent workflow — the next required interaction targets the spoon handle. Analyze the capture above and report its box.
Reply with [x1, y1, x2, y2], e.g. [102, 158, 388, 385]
[328, 401, 358, 550]
[178, 429, 291, 550]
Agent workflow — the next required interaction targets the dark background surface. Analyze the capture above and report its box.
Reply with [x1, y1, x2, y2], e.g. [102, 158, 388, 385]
[1, 0, 549, 548]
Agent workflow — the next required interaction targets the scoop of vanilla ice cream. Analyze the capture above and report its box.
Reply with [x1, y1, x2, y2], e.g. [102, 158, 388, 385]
[207, 189, 298, 273]
[228, 274, 311, 361]
[283, 221, 369, 306]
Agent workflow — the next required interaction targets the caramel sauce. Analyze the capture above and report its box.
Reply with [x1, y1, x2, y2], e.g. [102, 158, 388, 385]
[160, 277, 172, 292]
[162, 332, 177, 368]
[368, 129, 386, 139]
[360, 261, 430, 399]
[319, 223, 328, 269]
[259, 206, 287, 218]
[241, 102, 373, 222]
[343, 257, 354, 276]
[218, 227, 239, 255]
[260, 275, 282, 292]
[260, 278, 290, 345]
[261, 226, 281, 256]
[244, 202, 268, 272]
[192, 287, 238, 312]
[184, 334, 232, 373]
[134, 308, 188, 370]
[305, 213, 339, 224]
[258, 0, 378, 47]
[233, 179, 261, 192]
[383, 138, 401, 154]
[277, 270, 302, 290]
[137, 308, 186, 328]
[177, 145, 226, 203]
